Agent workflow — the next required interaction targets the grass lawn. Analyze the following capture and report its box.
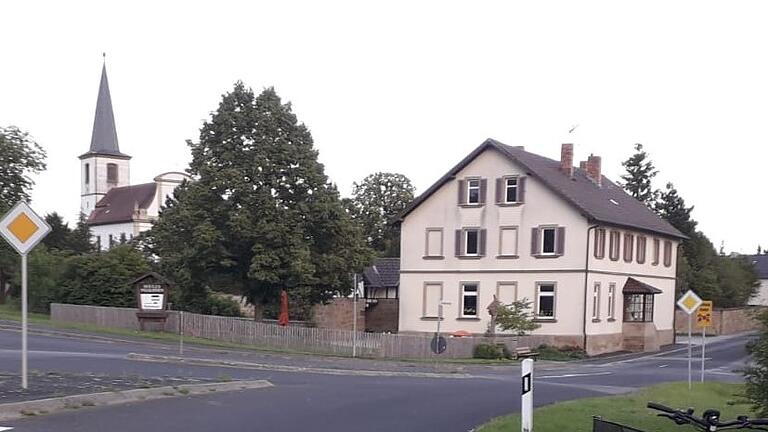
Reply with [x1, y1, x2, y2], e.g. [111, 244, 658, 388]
[478, 382, 755, 432]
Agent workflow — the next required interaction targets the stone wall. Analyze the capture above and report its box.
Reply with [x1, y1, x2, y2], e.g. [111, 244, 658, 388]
[675, 306, 767, 336]
[311, 298, 365, 331]
[365, 299, 399, 333]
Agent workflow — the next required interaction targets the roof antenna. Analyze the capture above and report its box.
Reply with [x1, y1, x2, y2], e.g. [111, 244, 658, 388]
[568, 124, 579, 134]
[102, 52, 106, 65]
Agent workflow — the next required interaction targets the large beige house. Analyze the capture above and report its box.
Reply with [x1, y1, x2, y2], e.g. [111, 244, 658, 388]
[398, 139, 685, 355]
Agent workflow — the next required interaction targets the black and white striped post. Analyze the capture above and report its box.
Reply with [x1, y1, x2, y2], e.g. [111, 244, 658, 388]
[521, 358, 534, 432]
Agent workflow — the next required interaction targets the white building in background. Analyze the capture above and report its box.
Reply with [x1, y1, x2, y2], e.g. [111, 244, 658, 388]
[80, 62, 190, 250]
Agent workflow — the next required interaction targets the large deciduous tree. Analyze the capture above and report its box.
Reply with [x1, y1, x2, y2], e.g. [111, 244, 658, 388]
[0, 126, 47, 303]
[620, 143, 658, 206]
[146, 83, 373, 319]
[349, 172, 415, 257]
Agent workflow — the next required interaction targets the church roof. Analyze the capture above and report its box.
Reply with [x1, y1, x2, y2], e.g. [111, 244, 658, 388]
[87, 183, 156, 226]
[79, 63, 130, 160]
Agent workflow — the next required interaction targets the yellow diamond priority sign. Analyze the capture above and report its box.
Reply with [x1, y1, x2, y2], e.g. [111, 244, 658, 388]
[0, 201, 51, 255]
[677, 289, 703, 315]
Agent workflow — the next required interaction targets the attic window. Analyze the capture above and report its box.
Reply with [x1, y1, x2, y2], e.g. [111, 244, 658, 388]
[609, 199, 619, 206]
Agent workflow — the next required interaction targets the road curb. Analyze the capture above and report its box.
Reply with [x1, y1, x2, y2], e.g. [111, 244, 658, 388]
[128, 353, 475, 379]
[0, 379, 273, 422]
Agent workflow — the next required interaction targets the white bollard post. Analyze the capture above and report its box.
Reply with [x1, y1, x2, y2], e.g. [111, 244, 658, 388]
[521, 358, 534, 432]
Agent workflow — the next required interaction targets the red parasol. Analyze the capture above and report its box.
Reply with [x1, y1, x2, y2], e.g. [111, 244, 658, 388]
[277, 290, 289, 326]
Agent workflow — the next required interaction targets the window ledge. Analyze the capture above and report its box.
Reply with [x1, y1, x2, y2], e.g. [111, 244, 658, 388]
[458, 203, 484, 208]
[457, 255, 484, 260]
[496, 255, 519, 259]
[456, 317, 480, 321]
[420, 317, 444, 321]
[422, 256, 445, 260]
[533, 254, 562, 259]
[592, 318, 601, 323]
[496, 202, 523, 207]
[533, 318, 557, 323]
[607, 318, 616, 322]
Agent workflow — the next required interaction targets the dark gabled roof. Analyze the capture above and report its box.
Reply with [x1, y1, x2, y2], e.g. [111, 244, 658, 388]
[749, 255, 768, 279]
[362, 258, 400, 288]
[79, 63, 130, 160]
[87, 183, 156, 226]
[399, 138, 685, 240]
[623, 277, 663, 294]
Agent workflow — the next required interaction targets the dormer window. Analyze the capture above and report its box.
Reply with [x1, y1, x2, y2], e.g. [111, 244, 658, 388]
[467, 179, 481, 204]
[107, 163, 118, 185]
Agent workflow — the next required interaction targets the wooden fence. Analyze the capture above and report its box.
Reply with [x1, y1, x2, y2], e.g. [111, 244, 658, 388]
[50, 303, 526, 359]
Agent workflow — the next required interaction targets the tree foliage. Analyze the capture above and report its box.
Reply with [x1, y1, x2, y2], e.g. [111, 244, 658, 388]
[349, 172, 415, 257]
[0, 126, 47, 303]
[745, 309, 768, 417]
[620, 143, 658, 206]
[8, 246, 72, 313]
[42, 213, 93, 254]
[494, 298, 541, 336]
[58, 245, 151, 308]
[146, 83, 373, 318]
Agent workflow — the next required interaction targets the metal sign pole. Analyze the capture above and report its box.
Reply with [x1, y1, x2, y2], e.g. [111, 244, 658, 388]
[352, 274, 357, 358]
[21, 253, 28, 390]
[521, 358, 533, 432]
[687, 314, 692, 390]
[179, 310, 184, 356]
[700, 326, 706, 383]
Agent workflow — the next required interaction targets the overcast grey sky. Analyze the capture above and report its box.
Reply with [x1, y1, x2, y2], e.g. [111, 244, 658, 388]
[1, 1, 766, 254]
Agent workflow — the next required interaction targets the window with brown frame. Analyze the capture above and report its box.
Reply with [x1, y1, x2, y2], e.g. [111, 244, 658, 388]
[636, 236, 647, 264]
[624, 294, 654, 322]
[663, 240, 673, 267]
[609, 231, 620, 261]
[623, 233, 634, 262]
[594, 228, 606, 259]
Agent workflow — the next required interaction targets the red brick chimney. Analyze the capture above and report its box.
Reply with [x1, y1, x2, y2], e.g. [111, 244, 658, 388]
[586, 154, 602, 187]
[560, 143, 574, 177]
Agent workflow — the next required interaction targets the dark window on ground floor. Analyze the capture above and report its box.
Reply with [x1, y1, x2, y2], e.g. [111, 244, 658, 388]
[623, 294, 654, 322]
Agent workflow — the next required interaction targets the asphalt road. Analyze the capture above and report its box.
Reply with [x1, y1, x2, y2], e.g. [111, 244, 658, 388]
[0, 327, 755, 432]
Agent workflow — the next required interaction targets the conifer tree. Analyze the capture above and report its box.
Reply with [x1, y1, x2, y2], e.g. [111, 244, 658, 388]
[620, 143, 658, 206]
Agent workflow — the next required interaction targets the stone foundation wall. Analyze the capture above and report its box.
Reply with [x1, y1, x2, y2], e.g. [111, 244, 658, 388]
[675, 306, 767, 336]
[311, 298, 365, 331]
[623, 322, 660, 352]
[365, 299, 399, 333]
[586, 333, 623, 356]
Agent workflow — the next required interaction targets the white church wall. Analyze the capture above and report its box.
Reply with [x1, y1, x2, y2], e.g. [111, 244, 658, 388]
[90, 222, 136, 251]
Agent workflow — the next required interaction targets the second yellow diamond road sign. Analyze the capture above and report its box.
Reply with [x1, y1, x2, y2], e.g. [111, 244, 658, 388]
[0, 201, 51, 255]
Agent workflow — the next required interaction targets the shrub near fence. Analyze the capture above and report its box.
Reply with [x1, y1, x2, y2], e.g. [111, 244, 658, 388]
[50, 303, 526, 359]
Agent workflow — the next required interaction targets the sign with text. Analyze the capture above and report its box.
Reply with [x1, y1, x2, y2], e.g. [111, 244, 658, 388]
[696, 301, 713, 328]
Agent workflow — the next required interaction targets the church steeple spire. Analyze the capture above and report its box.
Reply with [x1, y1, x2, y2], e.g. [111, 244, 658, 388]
[81, 57, 130, 159]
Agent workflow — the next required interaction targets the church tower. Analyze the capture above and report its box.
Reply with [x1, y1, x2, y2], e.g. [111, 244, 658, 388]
[80, 60, 131, 216]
